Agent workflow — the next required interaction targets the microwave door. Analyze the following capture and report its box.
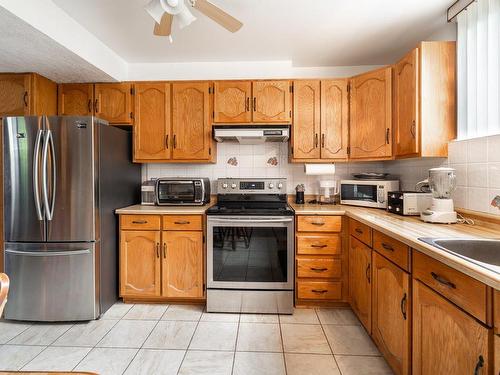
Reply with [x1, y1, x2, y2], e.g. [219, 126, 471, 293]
[158, 181, 195, 203]
[341, 184, 378, 203]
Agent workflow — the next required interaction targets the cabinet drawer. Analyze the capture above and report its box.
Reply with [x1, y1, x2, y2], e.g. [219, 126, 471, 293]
[297, 281, 342, 300]
[120, 215, 161, 230]
[163, 215, 202, 231]
[296, 234, 341, 255]
[297, 215, 342, 232]
[349, 218, 372, 246]
[413, 251, 490, 324]
[373, 230, 410, 271]
[297, 258, 341, 278]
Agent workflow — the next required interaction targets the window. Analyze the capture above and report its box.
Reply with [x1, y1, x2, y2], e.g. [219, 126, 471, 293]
[456, 0, 500, 139]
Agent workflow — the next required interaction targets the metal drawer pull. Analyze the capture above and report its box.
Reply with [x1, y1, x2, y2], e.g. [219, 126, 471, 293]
[430, 272, 456, 289]
[474, 355, 484, 375]
[311, 244, 327, 248]
[132, 220, 148, 224]
[156, 243, 160, 258]
[366, 264, 371, 283]
[163, 243, 167, 258]
[400, 293, 407, 320]
[246, 97, 250, 111]
[355, 228, 363, 234]
[310, 267, 328, 272]
[381, 242, 394, 251]
[311, 289, 328, 294]
[174, 221, 191, 225]
[311, 221, 325, 226]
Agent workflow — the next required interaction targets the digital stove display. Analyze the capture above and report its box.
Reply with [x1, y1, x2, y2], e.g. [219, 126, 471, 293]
[240, 181, 264, 190]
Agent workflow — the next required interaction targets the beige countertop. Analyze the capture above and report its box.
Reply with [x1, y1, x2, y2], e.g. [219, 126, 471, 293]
[291, 202, 500, 290]
[115, 200, 215, 215]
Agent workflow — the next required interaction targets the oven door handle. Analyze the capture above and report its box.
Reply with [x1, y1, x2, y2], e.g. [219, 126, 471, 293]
[208, 218, 293, 223]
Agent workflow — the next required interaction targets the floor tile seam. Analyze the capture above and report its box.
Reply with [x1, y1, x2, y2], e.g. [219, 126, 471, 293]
[10, 344, 48, 371]
[315, 308, 342, 374]
[1, 322, 33, 345]
[176, 311, 203, 375]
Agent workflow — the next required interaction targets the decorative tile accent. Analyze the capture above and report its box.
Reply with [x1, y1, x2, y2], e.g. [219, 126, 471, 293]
[267, 156, 278, 166]
[227, 157, 238, 166]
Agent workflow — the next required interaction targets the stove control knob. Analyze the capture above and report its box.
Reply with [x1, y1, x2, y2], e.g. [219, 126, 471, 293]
[222, 183, 228, 189]
[277, 183, 283, 189]
[231, 183, 237, 189]
[268, 183, 274, 189]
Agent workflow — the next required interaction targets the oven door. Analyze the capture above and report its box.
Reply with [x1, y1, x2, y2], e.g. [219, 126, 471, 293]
[156, 180, 199, 205]
[340, 182, 379, 207]
[207, 216, 294, 290]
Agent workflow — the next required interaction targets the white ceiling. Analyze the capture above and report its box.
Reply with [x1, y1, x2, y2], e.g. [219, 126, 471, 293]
[52, 0, 455, 66]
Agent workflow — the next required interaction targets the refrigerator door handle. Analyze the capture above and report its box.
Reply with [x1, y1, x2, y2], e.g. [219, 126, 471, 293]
[33, 129, 43, 221]
[5, 249, 91, 257]
[42, 130, 56, 221]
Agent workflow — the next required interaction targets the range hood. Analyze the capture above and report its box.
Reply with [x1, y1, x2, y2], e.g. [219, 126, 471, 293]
[213, 125, 290, 144]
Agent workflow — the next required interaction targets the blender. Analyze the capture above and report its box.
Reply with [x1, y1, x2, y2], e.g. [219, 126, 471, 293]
[417, 167, 457, 224]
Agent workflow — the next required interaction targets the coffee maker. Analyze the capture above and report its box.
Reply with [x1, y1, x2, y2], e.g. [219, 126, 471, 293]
[417, 167, 457, 224]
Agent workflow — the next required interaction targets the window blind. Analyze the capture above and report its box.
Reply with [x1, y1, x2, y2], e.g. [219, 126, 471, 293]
[457, 0, 500, 139]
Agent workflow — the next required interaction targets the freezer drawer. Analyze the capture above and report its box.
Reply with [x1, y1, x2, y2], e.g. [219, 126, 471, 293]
[4, 242, 98, 321]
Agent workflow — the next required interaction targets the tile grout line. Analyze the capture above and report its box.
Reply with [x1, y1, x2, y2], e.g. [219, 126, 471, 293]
[316, 308, 344, 375]
[176, 307, 204, 375]
[1, 321, 33, 345]
[278, 313, 287, 375]
[230, 312, 241, 375]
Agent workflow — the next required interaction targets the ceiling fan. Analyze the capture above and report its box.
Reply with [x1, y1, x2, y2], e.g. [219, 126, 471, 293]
[145, 0, 243, 41]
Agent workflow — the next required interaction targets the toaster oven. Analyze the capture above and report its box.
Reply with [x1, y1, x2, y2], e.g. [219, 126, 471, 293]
[156, 178, 210, 206]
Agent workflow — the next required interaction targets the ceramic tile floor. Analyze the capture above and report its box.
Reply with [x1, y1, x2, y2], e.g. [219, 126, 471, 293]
[0, 302, 393, 375]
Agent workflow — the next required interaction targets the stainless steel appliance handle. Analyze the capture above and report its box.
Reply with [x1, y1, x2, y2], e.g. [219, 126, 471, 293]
[5, 249, 91, 257]
[42, 130, 56, 221]
[209, 218, 293, 223]
[33, 129, 43, 220]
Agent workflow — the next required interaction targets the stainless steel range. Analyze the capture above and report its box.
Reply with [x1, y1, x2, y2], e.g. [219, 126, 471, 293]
[206, 178, 294, 314]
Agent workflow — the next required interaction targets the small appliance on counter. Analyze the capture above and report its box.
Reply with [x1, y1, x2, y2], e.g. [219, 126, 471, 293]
[340, 178, 399, 209]
[304, 163, 338, 205]
[417, 167, 458, 224]
[295, 184, 305, 204]
[319, 180, 339, 204]
[141, 179, 157, 205]
[387, 191, 433, 216]
[154, 177, 210, 205]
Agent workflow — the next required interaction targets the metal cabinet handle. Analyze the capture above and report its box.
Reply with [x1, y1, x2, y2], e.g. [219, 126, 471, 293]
[366, 263, 371, 283]
[156, 243, 160, 258]
[253, 97, 256, 111]
[245, 97, 249, 112]
[400, 293, 407, 320]
[386, 128, 390, 144]
[311, 244, 327, 248]
[321, 134, 325, 148]
[132, 220, 147, 224]
[430, 272, 456, 289]
[381, 242, 394, 251]
[163, 243, 167, 258]
[174, 221, 190, 225]
[312, 289, 328, 294]
[87, 99, 92, 114]
[23, 91, 28, 107]
[355, 228, 363, 234]
[474, 355, 484, 375]
[173, 134, 177, 149]
[410, 120, 416, 138]
[166, 135, 169, 149]
[311, 221, 325, 226]
[310, 267, 328, 272]
[94, 99, 100, 113]
[315, 133, 319, 148]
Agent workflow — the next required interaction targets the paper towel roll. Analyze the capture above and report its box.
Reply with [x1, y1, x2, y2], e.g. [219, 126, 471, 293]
[304, 164, 336, 175]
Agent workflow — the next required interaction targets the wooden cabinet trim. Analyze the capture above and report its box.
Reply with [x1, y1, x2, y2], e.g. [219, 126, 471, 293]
[349, 218, 372, 247]
[213, 80, 252, 123]
[349, 236, 372, 332]
[292, 80, 321, 159]
[373, 230, 410, 272]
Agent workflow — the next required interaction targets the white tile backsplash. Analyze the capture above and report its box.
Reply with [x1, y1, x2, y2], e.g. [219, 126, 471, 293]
[142, 135, 500, 216]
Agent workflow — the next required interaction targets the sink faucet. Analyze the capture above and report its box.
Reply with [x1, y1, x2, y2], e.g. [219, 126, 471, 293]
[491, 195, 500, 209]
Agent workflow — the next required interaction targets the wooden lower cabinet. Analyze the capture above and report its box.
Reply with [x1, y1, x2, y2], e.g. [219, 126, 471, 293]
[162, 230, 204, 298]
[495, 335, 500, 375]
[119, 230, 161, 297]
[412, 279, 491, 375]
[349, 236, 372, 332]
[372, 252, 410, 375]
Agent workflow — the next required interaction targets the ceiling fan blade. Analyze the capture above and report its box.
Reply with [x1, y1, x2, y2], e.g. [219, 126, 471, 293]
[153, 13, 173, 36]
[192, 0, 242, 32]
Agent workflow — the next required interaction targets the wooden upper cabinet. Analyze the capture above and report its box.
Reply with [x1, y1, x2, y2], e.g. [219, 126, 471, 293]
[134, 83, 171, 162]
[214, 81, 251, 123]
[162, 230, 203, 298]
[394, 48, 419, 157]
[0, 73, 31, 116]
[372, 252, 411, 375]
[292, 80, 320, 159]
[349, 236, 372, 333]
[321, 79, 349, 159]
[252, 80, 291, 123]
[58, 83, 94, 116]
[94, 83, 133, 124]
[120, 230, 161, 297]
[412, 280, 490, 375]
[172, 82, 211, 160]
[350, 67, 392, 160]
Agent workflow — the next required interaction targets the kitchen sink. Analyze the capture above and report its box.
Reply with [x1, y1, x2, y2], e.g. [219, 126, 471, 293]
[419, 238, 500, 275]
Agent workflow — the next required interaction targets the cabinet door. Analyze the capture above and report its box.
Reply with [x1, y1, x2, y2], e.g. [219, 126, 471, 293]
[172, 82, 211, 160]
[120, 230, 161, 297]
[162, 231, 203, 298]
[292, 80, 320, 159]
[394, 48, 419, 157]
[94, 83, 133, 124]
[320, 79, 349, 159]
[252, 80, 291, 123]
[58, 83, 94, 116]
[372, 252, 410, 375]
[350, 67, 392, 159]
[214, 81, 251, 123]
[349, 236, 372, 332]
[413, 280, 490, 375]
[31, 74, 57, 116]
[0, 73, 31, 116]
[134, 83, 171, 161]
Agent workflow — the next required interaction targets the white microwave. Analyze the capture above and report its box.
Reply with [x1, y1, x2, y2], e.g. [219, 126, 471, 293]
[340, 180, 400, 209]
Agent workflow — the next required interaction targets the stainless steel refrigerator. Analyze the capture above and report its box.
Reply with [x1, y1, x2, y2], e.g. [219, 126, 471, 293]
[3, 116, 140, 321]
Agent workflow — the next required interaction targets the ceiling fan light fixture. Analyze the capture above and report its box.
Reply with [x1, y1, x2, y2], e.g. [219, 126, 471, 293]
[144, 0, 165, 23]
[176, 7, 197, 28]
